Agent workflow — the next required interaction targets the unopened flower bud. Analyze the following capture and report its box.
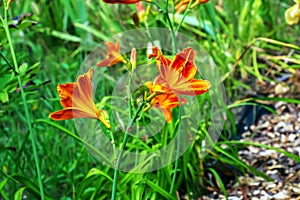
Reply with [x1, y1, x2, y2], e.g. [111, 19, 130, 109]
[130, 48, 137, 72]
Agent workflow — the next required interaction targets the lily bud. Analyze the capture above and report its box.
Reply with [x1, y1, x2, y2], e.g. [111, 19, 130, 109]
[130, 48, 137, 72]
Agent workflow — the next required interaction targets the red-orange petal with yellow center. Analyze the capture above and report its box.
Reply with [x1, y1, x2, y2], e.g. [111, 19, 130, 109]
[57, 83, 75, 108]
[150, 47, 211, 96]
[145, 82, 187, 123]
[49, 68, 111, 129]
[49, 107, 98, 120]
[171, 48, 197, 81]
[159, 107, 173, 123]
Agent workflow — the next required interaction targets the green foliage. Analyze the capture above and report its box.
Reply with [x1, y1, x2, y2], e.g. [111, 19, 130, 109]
[0, 0, 299, 199]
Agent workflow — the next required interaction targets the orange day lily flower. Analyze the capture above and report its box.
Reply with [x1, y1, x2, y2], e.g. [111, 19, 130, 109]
[145, 82, 187, 123]
[49, 68, 111, 129]
[148, 47, 211, 96]
[102, 0, 140, 4]
[175, 0, 209, 14]
[96, 41, 126, 67]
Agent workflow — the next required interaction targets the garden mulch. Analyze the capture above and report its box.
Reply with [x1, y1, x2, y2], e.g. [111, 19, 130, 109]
[201, 102, 300, 200]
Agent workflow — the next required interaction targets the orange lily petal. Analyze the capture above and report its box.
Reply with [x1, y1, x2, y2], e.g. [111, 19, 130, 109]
[75, 72, 94, 108]
[49, 107, 98, 120]
[171, 47, 197, 81]
[175, 0, 209, 14]
[152, 94, 187, 123]
[149, 47, 172, 80]
[96, 41, 126, 67]
[159, 107, 173, 123]
[57, 83, 75, 108]
[49, 68, 111, 129]
[148, 46, 161, 59]
[145, 82, 187, 123]
[171, 79, 211, 96]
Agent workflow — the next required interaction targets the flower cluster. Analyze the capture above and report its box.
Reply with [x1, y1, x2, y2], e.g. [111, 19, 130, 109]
[50, 0, 212, 127]
[50, 42, 210, 125]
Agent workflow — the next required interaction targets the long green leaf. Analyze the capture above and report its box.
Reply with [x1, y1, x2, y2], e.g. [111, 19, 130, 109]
[252, 97, 300, 104]
[143, 180, 176, 200]
[0, 178, 8, 191]
[74, 22, 109, 40]
[85, 168, 113, 182]
[14, 187, 26, 200]
[256, 37, 300, 51]
[8, 175, 51, 200]
[207, 168, 228, 200]
[220, 141, 300, 163]
[36, 28, 82, 42]
[214, 145, 272, 181]
[34, 119, 112, 164]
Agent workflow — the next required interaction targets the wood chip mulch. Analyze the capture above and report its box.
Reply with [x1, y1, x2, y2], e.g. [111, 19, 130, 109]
[201, 102, 300, 200]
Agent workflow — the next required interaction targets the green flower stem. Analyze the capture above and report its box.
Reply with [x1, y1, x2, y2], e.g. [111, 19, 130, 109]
[109, 128, 116, 160]
[0, 4, 18, 73]
[1, 2, 45, 200]
[127, 73, 133, 118]
[144, 20, 155, 46]
[165, 0, 173, 29]
[169, 96, 182, 194]
[165, 0, 177, 52]
[0, 51, 17, 73]
[151, 0, 177, 52]
[175, 0, 193, 34]
[145, 91, 158, 102]
[111, 102, 146, 200]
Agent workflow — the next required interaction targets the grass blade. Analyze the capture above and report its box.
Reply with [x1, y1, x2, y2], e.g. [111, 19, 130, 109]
[220, 141, 300, 163]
